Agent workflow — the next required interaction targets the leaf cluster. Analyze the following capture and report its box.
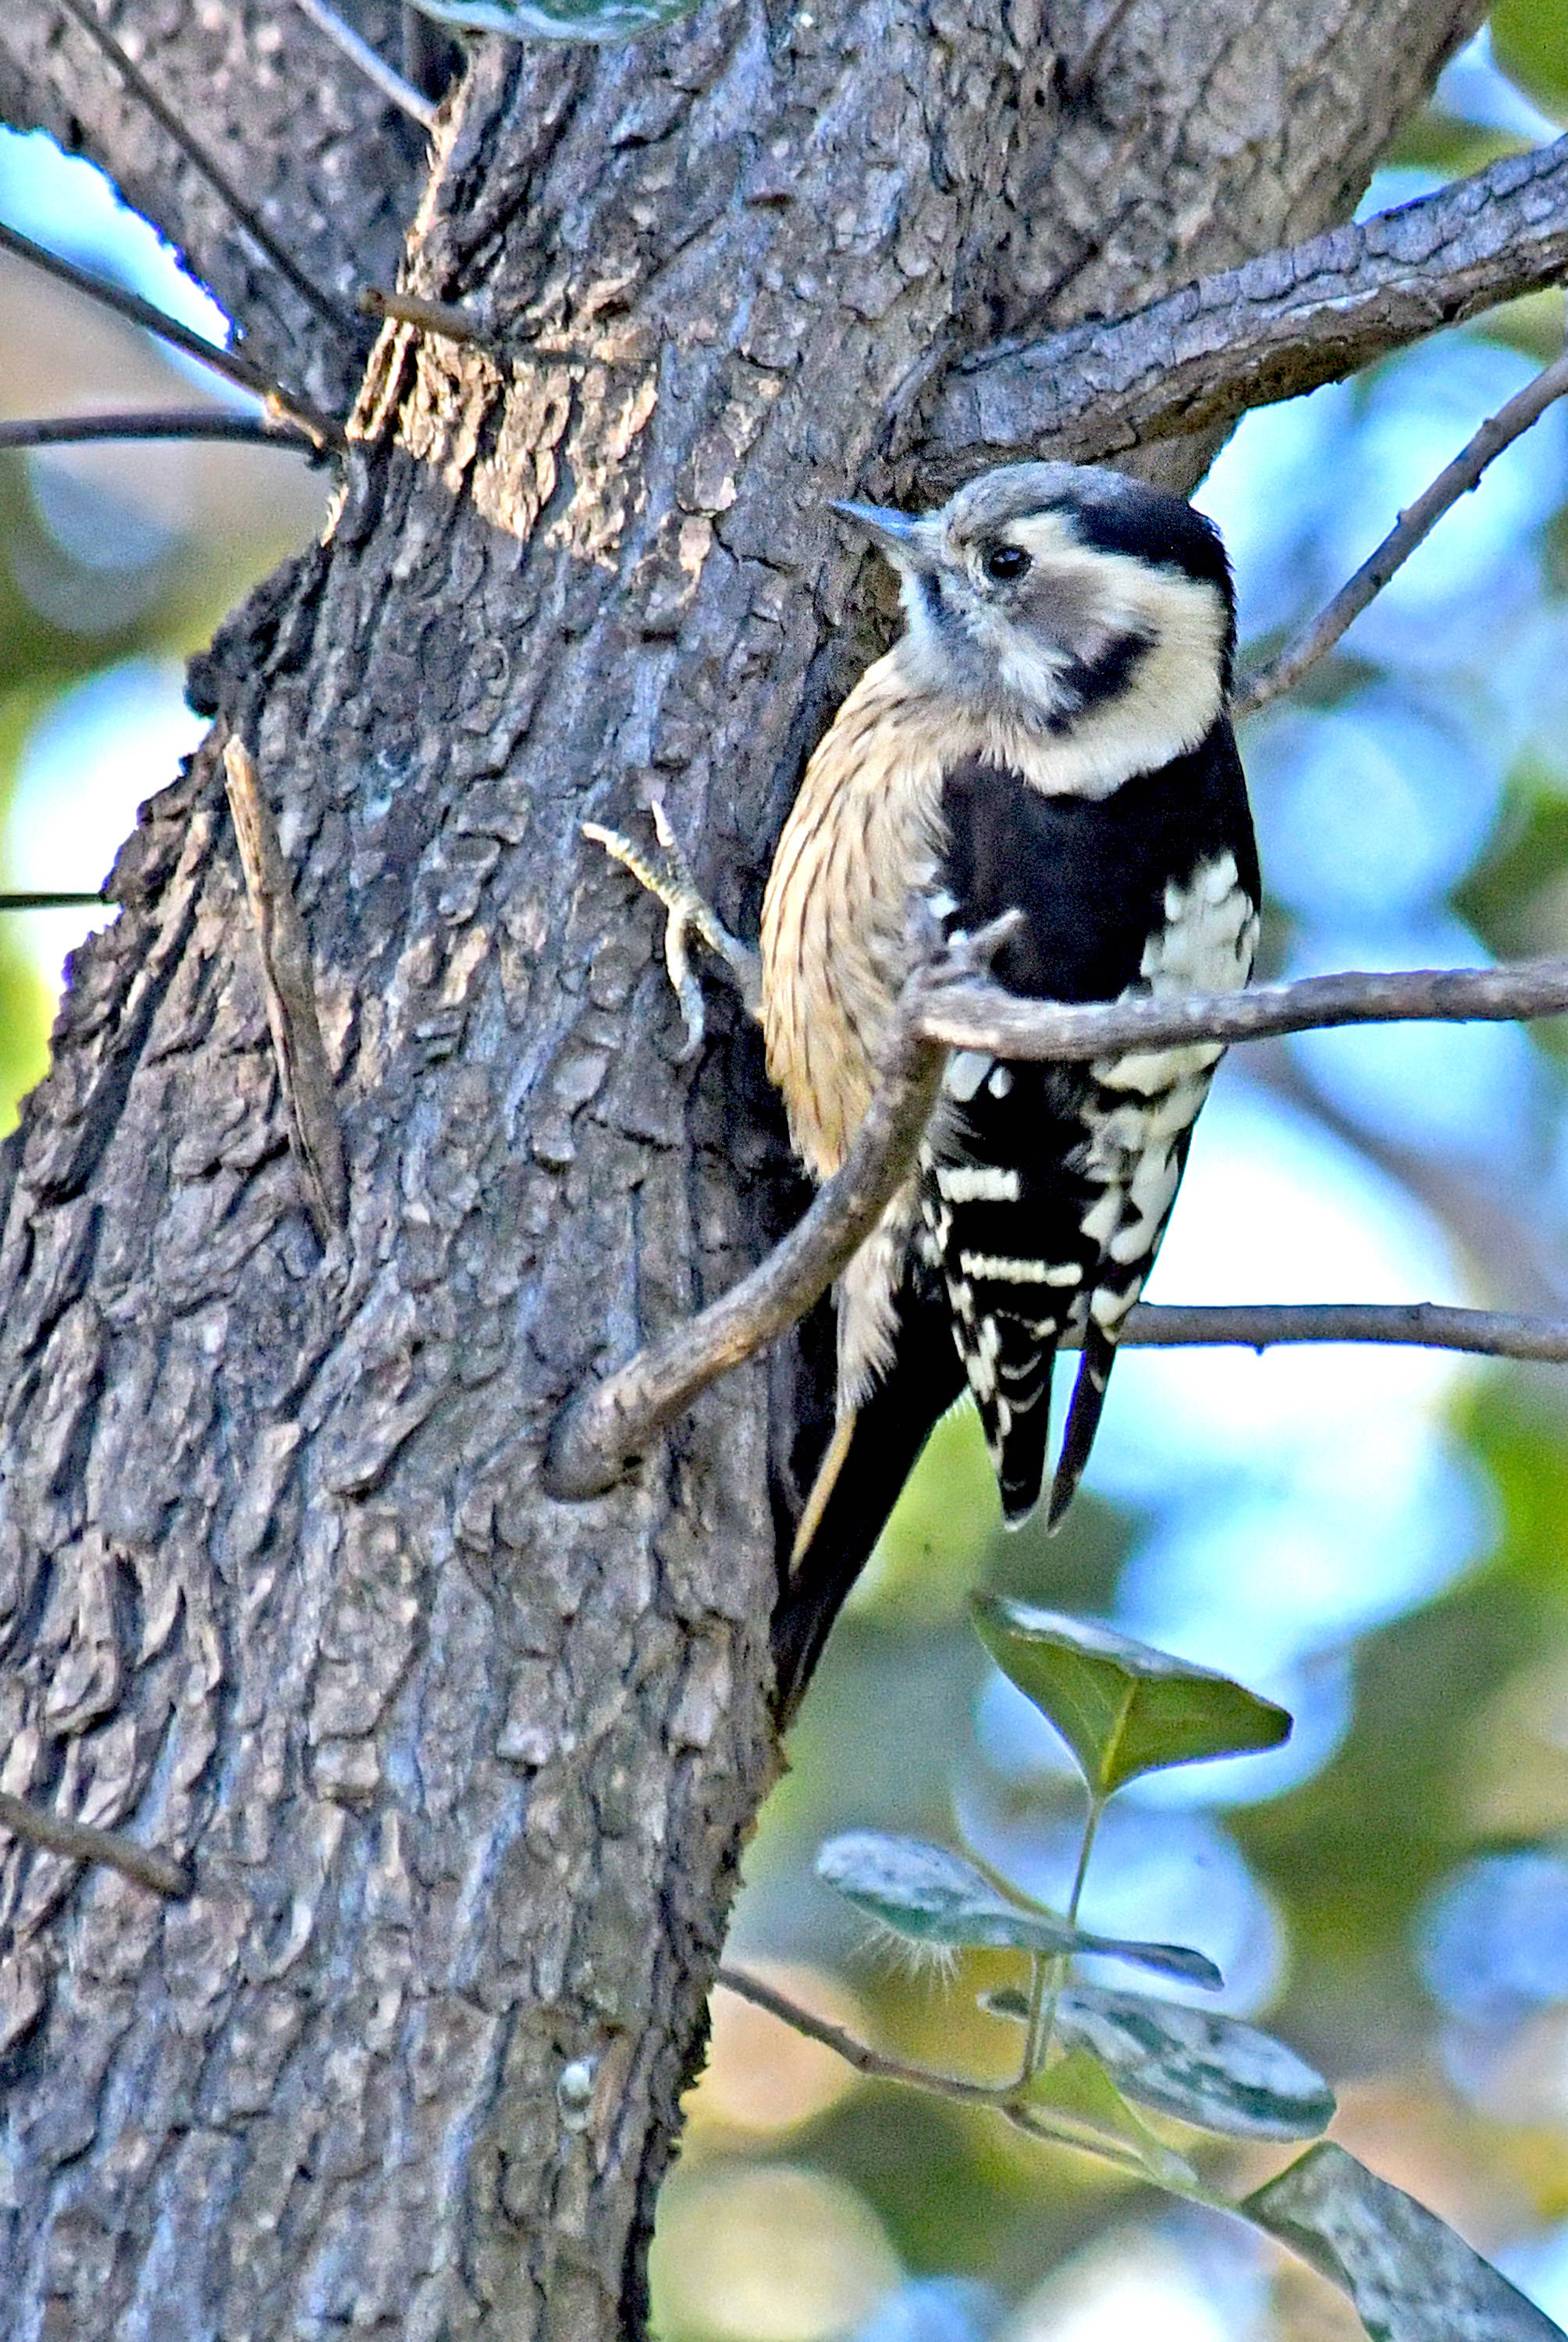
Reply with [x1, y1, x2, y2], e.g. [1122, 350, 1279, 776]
[813, 1600, 1561, 2342]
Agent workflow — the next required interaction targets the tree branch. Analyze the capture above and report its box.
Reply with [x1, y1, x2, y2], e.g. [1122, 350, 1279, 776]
[1115, 1303, 1568, 1360]
[1235, 337, 1568, 717]
[923, 136, 1568, 481]
[920, 956, 1568, 1061]
[357, 286, 492, 347]
[0, 221, 347, 452]
[0, 891, 107, 909]
[542, 994, 949, 1501]
[546, 954, 1568, 1499]
[0, 1789, 190, 1899]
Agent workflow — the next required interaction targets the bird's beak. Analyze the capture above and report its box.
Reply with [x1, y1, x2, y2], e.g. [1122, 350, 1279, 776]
[830, 498, 934, 571]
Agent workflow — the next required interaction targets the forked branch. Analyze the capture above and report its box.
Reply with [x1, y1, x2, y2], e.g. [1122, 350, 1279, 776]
[0, 221, 347, 451]
[544, 953, 1568, 1502]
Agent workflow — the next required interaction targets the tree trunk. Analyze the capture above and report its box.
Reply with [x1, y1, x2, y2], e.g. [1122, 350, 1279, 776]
[0, 2, 1483, 2332]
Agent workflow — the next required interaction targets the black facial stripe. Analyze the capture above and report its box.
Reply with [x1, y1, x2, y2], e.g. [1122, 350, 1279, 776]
[1047, 489, 1236, 694]
[1056, 489, 1232, 603]
[1046, 625, 1157, 732]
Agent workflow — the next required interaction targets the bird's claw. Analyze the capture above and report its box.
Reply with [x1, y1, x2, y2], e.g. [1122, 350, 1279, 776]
[581, 797, 761, 1058]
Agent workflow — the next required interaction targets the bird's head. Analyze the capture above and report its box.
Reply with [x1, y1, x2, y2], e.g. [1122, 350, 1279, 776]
[834, 463, 1236, 760]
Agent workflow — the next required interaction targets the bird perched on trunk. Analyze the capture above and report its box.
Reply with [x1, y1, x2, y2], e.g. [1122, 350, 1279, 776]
[589, 462, 1258, 1713]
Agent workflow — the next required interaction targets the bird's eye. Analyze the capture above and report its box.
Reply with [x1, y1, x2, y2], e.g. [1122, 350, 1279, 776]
[985, 543, 1031, 582]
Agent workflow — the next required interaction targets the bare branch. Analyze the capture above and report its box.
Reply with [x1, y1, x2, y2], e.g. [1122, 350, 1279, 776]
[1236, 340, 1568, 717]
[923, 137, 1568, 481]
[0, 408, 316, 452]
[222, 739, 349, 1241]
[544, 952, 1568, 1500]
[1117, 1303, 1568, 1361]
[714, 1966, 1007, 2104]
[52, 0, 350, 334]
[286, 0, 437, 130]
[0, 221, 348, 453]
[919, 956, 1568, 1061]
[0, 1789, 190, 1899]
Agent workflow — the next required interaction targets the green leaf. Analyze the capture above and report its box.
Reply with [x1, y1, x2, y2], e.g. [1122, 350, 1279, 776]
[816, 1833, 1221, 1988]
[983, 1982, 1335, 2141]
[971, 1593, 1292, 1794]
[406, 0, 699, 38]
[1245, 2142, 1566, 2340]
[1018, 2046, 1197, 2187]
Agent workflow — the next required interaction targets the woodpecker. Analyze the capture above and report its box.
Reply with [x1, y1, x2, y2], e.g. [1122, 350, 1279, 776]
[586, 461, 1257, 1712]
[756, 464, 1258, 1702]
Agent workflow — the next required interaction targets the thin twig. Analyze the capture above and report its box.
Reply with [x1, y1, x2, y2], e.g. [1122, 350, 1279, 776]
[222, 739, 349, 1240]
[714, 1965, 1009, 2104]
[0, 1789, 190, 1898]
[0, 891, 107, 910]
[289, 0, 437, 128]
[0, 408, 315, 453]
[924, 134, 1568, 480]
[0, 221, 347, 454]
[52, 0, 347, 333]
[358, 287, 491, 347]
[1236, 341, 1568, 718]
[543, 951, 1568, 1500]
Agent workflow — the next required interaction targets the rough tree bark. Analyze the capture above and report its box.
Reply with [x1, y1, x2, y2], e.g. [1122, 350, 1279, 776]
[0, 2, 1488, 2333]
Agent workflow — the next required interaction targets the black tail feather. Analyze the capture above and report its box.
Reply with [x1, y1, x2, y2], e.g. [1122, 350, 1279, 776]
[771, 1284, 963, 1724]
[995, 1334, 1057, 1525]
[1047, 1323, 1118, 1530]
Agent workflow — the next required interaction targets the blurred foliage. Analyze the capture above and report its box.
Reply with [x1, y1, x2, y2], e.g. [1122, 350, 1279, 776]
[1494, 0, 1568, 116]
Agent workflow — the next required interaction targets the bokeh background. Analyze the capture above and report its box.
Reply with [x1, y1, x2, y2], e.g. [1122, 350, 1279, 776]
[4, 12, 1568, 2337]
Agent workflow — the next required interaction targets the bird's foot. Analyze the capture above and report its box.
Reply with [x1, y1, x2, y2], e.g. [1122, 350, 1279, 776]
[583, 796, 761, 1058]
